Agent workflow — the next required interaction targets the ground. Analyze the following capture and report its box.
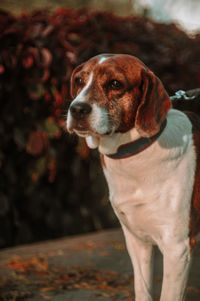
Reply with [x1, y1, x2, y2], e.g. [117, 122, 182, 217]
[0, 228, 200, 300]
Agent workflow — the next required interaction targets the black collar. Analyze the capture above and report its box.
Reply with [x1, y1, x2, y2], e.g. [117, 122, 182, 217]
[106, 119, 167, 160]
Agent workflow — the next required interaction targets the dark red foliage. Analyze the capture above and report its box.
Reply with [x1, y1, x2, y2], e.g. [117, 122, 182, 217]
[0, 8, 200, 247]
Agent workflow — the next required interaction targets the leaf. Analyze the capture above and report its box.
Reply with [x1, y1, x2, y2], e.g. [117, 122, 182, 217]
[40, 48, 52, 67]
[0, 64, 5, 74]
[43, 117, 61, 138]
[186, 286, 200, 294]
[27, 83, 45, 100]
[40, 68, 50, 82]
[26, 131, 47, 156]
[22, 55, 34, 69]
[40, 293, 52, 300]
[30, 157, 48, 182]
[48, 157, 57, 183]
[7, 260, 28, 270]
[40, 287, 54, 292]
[13, 128, 26, 148]
[54, 90, 63, 107]
[7, 256, 48, 273]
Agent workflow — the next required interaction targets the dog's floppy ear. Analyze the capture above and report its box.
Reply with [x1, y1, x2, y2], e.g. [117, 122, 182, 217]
[135, 69, 171, 137]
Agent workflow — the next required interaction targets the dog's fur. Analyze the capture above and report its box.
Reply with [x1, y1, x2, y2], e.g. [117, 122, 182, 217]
[67, 53, 200, 301]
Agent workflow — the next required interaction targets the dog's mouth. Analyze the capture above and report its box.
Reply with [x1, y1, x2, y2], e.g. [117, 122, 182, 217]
[72, 126, 114, 137]
[74, 128, 91, 137]
[68, 121, 115, 138]
[68, 121, 91, 136]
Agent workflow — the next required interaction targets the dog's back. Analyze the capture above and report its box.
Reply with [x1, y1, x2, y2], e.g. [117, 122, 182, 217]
[173, 89, 200, 244]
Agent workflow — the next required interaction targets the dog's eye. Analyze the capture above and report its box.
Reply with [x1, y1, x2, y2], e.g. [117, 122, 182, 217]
[75, 77, 84, 87]
[109, 80, 123, 90]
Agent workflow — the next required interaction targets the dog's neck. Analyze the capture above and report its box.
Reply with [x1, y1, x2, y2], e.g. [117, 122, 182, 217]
[86, 121, 167, 158]
[86, 127, 142, 155]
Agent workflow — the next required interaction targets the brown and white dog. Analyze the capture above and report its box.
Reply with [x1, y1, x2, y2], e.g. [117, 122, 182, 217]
[66, 53, 200, 301]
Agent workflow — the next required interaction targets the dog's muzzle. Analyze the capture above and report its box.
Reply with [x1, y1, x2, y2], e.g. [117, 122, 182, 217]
[70, 102, 92, 120]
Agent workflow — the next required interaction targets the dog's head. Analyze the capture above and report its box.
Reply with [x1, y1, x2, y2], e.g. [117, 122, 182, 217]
[67, 54, 171, 138]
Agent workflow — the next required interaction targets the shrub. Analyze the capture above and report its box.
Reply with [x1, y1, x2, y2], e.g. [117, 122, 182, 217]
[0, 8, 200, 247]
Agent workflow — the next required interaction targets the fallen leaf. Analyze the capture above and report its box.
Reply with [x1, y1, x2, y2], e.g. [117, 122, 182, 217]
[40, 287, 54, 292]
[40, 293, 52, 300]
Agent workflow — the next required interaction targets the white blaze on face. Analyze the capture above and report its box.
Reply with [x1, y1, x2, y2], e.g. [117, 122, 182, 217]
[98, 56, 109, 65]
[86, 55, 112, 134]
[74, 72, 93, 101]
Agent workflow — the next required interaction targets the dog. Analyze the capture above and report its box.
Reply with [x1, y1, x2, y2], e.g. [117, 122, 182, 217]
[66, 53, 200, 301]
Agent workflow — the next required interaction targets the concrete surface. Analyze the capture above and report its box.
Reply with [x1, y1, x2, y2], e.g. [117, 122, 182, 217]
[0, 228, 199, 300]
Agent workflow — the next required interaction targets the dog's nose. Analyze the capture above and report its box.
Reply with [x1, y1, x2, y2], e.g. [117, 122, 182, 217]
[70, 102, 92, 120]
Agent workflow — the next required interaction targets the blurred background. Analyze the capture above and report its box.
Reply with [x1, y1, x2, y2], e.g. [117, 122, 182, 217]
[0, 0, 200, 248]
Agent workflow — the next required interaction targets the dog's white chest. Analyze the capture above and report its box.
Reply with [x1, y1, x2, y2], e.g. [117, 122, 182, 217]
[104, 155, 193, 244]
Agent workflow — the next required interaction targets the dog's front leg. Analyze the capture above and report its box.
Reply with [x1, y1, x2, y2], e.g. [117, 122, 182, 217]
[160, 241, 192, 301]
[122, 226, 154, 301]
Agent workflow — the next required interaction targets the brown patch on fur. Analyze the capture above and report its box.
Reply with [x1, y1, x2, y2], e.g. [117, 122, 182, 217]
[117, 89, 140, 133]
[184, 111, 200, 247]
[100, 154, 106, 168]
